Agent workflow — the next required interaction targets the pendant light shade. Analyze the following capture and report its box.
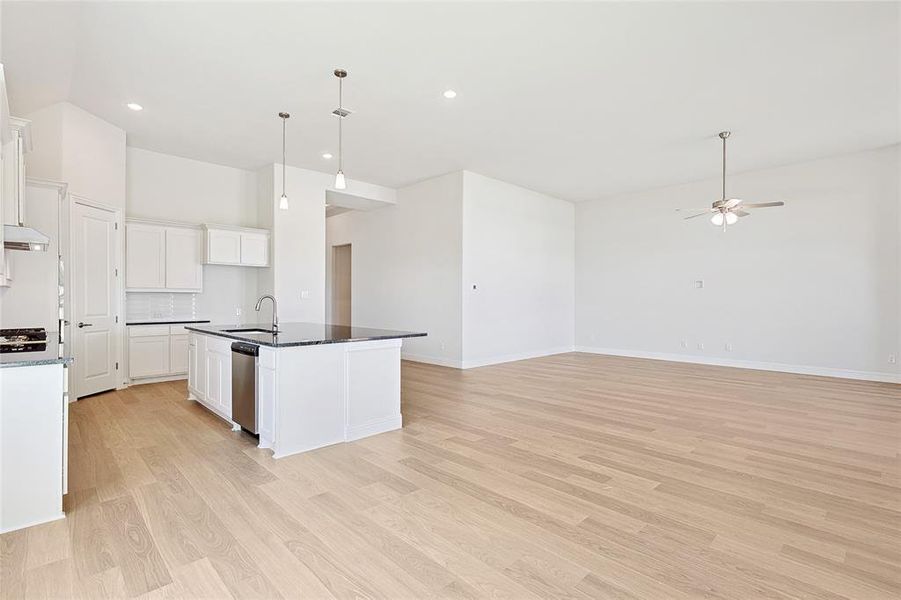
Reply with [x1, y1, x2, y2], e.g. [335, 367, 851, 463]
[334, 69, 348, 190]
[725, 211, 738, 225]
[278, 112, 290, 210]
[710, 212, 725, 226]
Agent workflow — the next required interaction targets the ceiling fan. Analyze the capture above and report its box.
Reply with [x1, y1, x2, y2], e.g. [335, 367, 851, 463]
[677, 131, 784, 230]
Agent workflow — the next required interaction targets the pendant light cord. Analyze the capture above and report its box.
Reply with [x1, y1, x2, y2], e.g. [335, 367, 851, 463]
[338, 76, 343, 172]
[282, 115, 287, 195]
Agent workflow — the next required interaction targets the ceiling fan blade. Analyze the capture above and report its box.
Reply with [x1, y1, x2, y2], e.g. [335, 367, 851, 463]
[682, 211, 711, 220]
[734, 210, 750, 217]
[675, 207, 712, 212]
[724, 198, 743, 209]
[743, 201, 785, 208]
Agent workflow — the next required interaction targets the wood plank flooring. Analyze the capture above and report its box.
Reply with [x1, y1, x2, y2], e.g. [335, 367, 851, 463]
[2, 353, 899, 599]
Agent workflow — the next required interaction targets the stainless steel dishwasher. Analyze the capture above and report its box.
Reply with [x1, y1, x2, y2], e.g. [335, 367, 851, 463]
[231, 342, 259, 434]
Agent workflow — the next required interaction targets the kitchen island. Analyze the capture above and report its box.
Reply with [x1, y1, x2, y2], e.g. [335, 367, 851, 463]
[185, 323, 425, 458]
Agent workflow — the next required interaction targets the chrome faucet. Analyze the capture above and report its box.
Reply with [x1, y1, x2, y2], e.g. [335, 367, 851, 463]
[255, 295, 279, 333]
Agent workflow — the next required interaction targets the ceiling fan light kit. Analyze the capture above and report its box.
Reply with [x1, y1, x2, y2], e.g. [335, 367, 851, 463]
[677, 130, 785, 231]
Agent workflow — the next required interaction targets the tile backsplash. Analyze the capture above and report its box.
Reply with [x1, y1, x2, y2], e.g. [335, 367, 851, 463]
[126, 293, 198, 322]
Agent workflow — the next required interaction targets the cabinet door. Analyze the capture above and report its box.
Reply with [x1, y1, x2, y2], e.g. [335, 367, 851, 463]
[187, 335, 196, 389]
[240, 233, 269, 266]
[165, 227, 203, 291]
[206, 229, 241, 265]
[1, 131, 22, 226]
[128, 336, 170, 378]
[169, 334, 189, 374]
[205, 351, 221, 410]
[205, 349, 232, 418]
[126, 223, 166, 290]
[194, 334, 207, 399]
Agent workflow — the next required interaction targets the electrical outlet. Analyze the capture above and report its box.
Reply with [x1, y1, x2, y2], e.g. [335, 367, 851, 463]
[725, 343, 733, 352]
[694, 280, 704, 289]
[680, 340, 688, 349]
[890, 354, 897, 364]
[697, 342, 704, 350]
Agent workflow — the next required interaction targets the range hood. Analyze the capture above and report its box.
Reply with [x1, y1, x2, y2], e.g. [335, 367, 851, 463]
[3, 224, 50, 251]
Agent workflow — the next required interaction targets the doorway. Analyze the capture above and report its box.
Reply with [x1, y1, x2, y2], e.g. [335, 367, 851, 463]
[72, 200, 119, 398]
[331, 244, 351, 326]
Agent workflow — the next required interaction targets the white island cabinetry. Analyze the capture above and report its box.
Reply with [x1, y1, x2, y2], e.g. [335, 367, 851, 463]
[187, 332, 236, 427]
[185, 324, 424, 458]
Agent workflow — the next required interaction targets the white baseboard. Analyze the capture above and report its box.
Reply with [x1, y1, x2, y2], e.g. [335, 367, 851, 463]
[574, 346, 901, 384]
[403, 347, 575, 370]
[461, 346, 575, 369]
[346, 414, 403, 442]
[126, 373, 188, 386]
[402, 353, 463, 369]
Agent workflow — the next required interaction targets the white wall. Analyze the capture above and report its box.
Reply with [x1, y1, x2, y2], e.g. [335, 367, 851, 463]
[575, 145, 900, 382]
[462, 171, 575, 367]
[327, 172, 464, 366]
[0, 182, 62, 330]
[127, 147, 257, 225]
[262, 165, 390, 324]
[126, 147, 261, 322]
[26, 102, 125, 210]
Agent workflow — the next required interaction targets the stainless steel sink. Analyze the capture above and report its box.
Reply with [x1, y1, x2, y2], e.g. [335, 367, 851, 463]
[222, 328, 276, 334]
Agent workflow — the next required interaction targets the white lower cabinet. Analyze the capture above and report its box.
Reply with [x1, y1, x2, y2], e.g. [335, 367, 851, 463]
[128, 326, 170, 378]
[129, 325, 195, 381]
[169, 334, 189, 374]
[188, 332, 232, 422]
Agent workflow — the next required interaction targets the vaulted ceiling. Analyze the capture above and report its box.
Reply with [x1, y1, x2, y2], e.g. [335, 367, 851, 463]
[2, 1, 898, 201]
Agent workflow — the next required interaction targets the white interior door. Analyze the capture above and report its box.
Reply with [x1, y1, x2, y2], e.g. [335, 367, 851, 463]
[73, 202, 118, 397]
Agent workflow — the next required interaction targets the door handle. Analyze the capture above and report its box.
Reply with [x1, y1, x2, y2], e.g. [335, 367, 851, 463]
[77, 322, 93, 328]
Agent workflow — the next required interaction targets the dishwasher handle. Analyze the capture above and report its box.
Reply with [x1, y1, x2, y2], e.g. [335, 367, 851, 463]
[231, 342, 260, 356]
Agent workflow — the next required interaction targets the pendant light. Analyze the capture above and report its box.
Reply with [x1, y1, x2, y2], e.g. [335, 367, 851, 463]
[278, 112, 290, 210]
[334, 69, 348, 190]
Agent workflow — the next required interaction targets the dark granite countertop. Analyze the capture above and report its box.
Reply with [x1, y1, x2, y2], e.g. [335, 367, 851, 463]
[0, 338, 74, 368]
[185, 322, 426, 348]
[126, 318, 212, 326]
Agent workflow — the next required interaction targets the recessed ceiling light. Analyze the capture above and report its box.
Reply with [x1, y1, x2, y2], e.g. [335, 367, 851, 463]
[322, 153, 333, 159]
[126, 102, 143, 111]
[443, 89, 457, 99]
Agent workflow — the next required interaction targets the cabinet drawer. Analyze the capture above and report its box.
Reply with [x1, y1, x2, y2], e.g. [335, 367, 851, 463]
[128, 325, 170, 337]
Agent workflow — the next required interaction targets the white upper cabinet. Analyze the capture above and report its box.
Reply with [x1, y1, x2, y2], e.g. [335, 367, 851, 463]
[126, 222, 166, 289]
[126, 220, 202, 292]
[205, 228, 241, 264]
[1, 118, 30, 228]
[165, 227, 203, 290]
[240, 232, 268, 266]
[203, 225, 269, 267]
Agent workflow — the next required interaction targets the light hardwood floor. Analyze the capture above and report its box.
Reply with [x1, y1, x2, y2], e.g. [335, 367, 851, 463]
[2, 353, 899, 599]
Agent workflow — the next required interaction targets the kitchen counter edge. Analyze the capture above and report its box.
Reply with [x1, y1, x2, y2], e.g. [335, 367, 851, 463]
[184, 324, 427, 348]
